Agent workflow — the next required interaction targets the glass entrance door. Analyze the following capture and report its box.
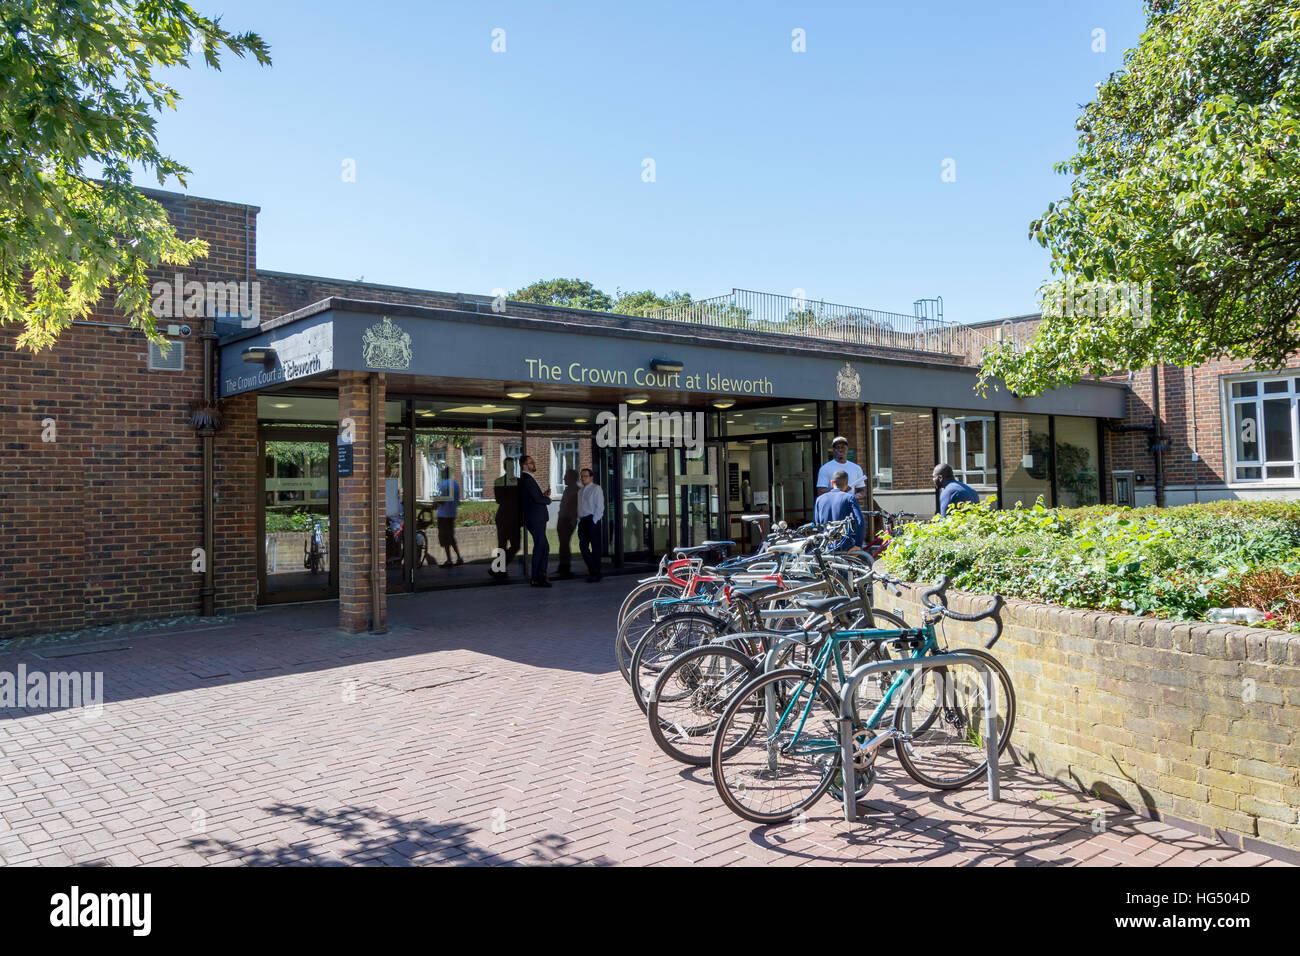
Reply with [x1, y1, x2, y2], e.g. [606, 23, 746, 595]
[260, 433, 336, 602]
[676, 446, 719, 546]
[621, 448, 671, 561]
[771, 438, 815, 529]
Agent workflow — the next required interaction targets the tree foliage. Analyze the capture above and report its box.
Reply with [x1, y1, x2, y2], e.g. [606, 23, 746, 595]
[0, 0, 270, 351]
[980, 0, 1300, 395]
[610, 288, 692, 315]
[510, 278, 613, 312]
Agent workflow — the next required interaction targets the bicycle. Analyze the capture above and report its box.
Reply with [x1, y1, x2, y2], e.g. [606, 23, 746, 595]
[626, 522, 873, 713]
[646, 563, 911, 766]
[303, 520, 326, 575]
[709, 576, 1014, 824]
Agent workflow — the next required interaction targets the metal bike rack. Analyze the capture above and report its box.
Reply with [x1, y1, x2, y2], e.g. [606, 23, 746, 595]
[838, 653, 1001, 822]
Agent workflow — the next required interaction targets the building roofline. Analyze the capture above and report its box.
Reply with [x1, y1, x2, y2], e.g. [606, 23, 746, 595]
[132, 183, 261, 214]
[968, 311, 1043, 329]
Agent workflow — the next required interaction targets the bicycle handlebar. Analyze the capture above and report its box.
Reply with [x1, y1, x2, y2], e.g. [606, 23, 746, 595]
[920, 575, 1005, 648]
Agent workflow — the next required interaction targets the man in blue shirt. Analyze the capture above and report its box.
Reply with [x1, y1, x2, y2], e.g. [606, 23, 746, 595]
[933, 463, 980, 515]
[812, 470, 865, 551]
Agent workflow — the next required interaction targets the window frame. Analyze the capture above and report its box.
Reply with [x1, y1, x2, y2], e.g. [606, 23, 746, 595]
[461, 442, 485, 500]
[1223, 373, 1300, 484]
[940, 412, 996, 488]
[550, 439, 581, 492]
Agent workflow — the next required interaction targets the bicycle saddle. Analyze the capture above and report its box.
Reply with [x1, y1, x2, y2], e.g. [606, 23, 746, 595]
[795, 596, 856, 615]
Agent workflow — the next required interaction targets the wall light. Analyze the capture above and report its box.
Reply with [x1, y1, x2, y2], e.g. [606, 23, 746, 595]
[625, 394, 650, 405]
[242, 346, 276, 366]
[650, 358, 684, 373]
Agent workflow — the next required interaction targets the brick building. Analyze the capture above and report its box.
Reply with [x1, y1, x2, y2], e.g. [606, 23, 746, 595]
[985, 314, 1300, 507]
[3, 186, 1133, 637]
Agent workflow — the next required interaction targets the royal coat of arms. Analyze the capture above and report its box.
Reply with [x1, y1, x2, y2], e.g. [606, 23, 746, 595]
[836, 362, 861, 400]
[361, 317, 412, 370]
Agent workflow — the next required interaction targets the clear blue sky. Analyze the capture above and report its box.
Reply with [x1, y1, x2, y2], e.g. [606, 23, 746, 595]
[149, 0, 1146, 324]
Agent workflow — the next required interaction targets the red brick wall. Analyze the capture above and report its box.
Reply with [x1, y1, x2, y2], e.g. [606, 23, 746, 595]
[984, 313, 1300, 502]
[338, 371, 385, 632]
[0, 190, 260, 637]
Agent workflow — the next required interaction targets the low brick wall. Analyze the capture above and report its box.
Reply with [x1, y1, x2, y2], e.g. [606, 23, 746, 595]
[878, 582, 1300, 859]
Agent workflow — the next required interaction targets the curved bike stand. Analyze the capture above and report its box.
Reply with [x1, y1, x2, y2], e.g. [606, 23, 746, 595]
[837, 653, 1001, 822]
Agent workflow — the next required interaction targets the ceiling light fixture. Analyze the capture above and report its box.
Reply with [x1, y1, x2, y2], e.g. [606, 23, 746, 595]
[712, 399, 736, 409]
[625, 394, 650, 405]
[650, 358, 684, 373]
[505, 387, 533, 399]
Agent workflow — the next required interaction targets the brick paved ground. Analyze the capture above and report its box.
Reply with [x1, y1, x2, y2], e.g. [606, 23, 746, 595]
[0, 584, 1289, 867]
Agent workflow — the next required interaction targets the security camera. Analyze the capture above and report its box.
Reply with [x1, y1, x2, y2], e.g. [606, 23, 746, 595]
[180, 325, 192, 336]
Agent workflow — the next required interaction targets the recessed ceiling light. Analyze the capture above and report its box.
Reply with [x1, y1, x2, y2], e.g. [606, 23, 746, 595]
[505, 388, 532, 399]
[712, 399, 735, 409]
[443, 404, 516, 415]
[574, 418, 589, 423]
[271, 402, 293, 409]
[790, 407, 807, 412]
[625, 394, 650, 405]
[526, 412, 543, 418]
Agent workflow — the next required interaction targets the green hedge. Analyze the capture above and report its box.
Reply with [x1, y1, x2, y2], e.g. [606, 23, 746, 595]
[881, 499, 1300, 628]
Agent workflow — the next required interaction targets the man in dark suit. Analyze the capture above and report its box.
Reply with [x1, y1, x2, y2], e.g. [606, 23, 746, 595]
[519, 453, 552, 586]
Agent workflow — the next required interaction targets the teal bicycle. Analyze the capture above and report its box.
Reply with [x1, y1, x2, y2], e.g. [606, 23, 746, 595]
[710, 577, 1014, 824]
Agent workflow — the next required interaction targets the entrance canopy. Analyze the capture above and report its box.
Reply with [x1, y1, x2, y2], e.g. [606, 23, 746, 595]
[219, 297, 1126, 418]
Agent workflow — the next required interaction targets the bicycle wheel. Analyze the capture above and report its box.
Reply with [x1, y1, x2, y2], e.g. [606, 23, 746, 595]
[615, 598, 667, 684]
[647, 643, 759, 765]
[711, 668, 842, 824]
[617, 578, 682, 628]
[629, 612, 730, 715]
[892, 647, 1016, 790]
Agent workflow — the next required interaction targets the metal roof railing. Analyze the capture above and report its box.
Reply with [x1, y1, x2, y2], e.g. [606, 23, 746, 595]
[645, 289, 996, 362]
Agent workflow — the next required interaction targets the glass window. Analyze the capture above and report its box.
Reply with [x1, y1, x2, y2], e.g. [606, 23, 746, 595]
[1001, 413, 1052, 508]
[939, 410, 996, 490]
[550, 439, 581, 493]
[1226, 375, 1300, 482]
[461, 443, 485, 500]
[1054, 416, 1101, 507]
[723, 403, 819, 436]
[867, 405, 936, 519]
[871, 410, 893, 490]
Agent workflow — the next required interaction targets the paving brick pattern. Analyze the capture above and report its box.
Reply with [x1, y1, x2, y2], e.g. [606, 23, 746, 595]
[0, 585, 1289, 867]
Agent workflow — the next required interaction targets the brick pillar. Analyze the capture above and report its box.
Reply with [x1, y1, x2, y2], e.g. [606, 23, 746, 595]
[338, 371, 386, 632]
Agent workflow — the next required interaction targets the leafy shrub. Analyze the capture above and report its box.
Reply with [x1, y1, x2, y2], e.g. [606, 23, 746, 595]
[881, 499, 1300, 625]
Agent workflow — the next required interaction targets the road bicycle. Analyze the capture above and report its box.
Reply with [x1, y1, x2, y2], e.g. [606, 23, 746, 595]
[709, 576, 1014, 824]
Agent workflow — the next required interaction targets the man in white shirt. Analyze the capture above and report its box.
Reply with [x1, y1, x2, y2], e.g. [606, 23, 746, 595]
[816, 436, 867, 504]
[577, 467, 605, 582]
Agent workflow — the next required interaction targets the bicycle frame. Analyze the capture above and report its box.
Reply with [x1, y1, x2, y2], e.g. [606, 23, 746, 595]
[767, 624, 940, 761]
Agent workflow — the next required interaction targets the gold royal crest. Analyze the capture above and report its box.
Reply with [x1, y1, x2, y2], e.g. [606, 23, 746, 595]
[361, 317, 412, 370]
[836, 362, 860, 400]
